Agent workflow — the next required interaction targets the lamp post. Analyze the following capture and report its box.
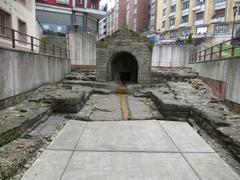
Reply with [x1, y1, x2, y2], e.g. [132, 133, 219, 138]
[231, 5, 238, 40]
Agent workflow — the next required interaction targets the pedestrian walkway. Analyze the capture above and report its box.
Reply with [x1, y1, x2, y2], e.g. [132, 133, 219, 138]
[21, 120, 240, 180]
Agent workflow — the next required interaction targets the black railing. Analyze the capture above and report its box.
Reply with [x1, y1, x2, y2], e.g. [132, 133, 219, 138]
[190, 37, 240, 63]
[0, 24, 70, 58]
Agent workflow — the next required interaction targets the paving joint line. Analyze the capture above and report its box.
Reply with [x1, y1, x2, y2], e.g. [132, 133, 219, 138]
[156, 121, 203, 180]
[46, 148, 217, 154]
[59, 122, 88, 180]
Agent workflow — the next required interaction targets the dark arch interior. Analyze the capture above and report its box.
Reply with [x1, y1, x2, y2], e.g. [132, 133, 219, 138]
[110, 52, 138, 83]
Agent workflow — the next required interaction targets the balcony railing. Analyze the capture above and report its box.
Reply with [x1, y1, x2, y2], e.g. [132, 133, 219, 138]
[0, 24, 69, 58]
[190, 38, 240, 63]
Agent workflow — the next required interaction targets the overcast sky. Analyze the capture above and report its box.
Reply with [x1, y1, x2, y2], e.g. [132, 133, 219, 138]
[100, 0, 115, 10]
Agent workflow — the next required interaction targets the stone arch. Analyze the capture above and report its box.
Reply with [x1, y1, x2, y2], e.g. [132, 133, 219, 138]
[107, 51, 138, 83]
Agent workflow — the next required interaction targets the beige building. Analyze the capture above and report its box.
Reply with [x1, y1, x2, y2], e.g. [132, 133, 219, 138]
[0, 0, 38, 50]
[156, 0, 239, 43]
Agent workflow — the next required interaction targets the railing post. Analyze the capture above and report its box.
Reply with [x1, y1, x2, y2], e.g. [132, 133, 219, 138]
[231, 46, 235, 56]
[31, 37, 34, 51]
[204, 49, 206, 61]
[199, 51, 201, 61]
[53, 44, 55, 55]
[12, 29, 15, 48]
[210, 47, 213, 60]
[195, 54, 197, 62]
[60, 48, 62, 57]
[219, 43, 223, 58]
[43, 42, 46, 54]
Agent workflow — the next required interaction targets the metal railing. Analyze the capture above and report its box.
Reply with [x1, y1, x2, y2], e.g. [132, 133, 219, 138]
[0, 24, 70, 58]
[190, 38, 240, 63]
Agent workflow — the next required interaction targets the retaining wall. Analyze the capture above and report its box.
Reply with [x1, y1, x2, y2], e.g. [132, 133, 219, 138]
[0, 47, 70, 109]
[189, 57, 240, 113]
[152, 45, 198, 67]
[68, 32, 96, 66]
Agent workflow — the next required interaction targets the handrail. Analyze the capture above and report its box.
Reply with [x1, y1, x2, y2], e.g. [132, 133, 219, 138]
[189, 37, 240, 64]
[0, 24, 70, 58]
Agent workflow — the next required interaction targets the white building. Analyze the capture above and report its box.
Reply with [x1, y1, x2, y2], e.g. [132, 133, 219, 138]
[98, 8, 115, 39]
[0, 0, 38, 50]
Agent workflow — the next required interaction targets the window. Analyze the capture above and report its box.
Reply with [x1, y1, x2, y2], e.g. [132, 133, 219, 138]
[0, 10, 11, 37]
[181, 15, 188, 23]
[76, 0, 83, 4]
[18, 19, 27, 42]
[17, 0, 26, 5]
[196, 0, 205, 6]
[181, 29, 190, 37]
[170, 18, 175, 26]
[162, 21, 165, 28]
[197, 27, 207, 35]
[171, 5, 176, 13]
[56, 0, 69, 5]
[213, 9, 225, 18]
[215, 25, 228, 33]
[196, 12, 204, 20]
[163, 8, 166, 16]
[182, 1, 189, 10]
[170, 31, 177, 38]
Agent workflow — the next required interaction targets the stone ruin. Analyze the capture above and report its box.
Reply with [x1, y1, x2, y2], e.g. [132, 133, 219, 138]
[96, 28, 153, 84]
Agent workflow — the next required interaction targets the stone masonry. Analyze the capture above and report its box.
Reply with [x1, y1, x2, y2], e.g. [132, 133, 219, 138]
[96, 28, 153, 84]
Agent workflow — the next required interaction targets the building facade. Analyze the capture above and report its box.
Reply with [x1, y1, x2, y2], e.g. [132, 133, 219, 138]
[156, 0, 238, 43]
[36, 0, 106, 35]
[114, 0, 127, 31]
[0, 0, 38, 50]
[126, 0, 149, 32]
[98, 8, 115, 39]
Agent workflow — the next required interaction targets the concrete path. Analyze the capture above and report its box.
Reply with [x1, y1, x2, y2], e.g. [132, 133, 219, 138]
[21, 120, 240, 180]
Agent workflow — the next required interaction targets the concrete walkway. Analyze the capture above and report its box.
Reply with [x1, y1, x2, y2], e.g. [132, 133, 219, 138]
[21, 120, 240, 180]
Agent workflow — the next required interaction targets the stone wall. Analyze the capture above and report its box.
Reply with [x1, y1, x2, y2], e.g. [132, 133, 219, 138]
[68, 32, 96, 66]
[152, 45, 198, 67]
[0, 47, 70, 109]
[96, 29, 152, 84]
[189, 57, 240, 113]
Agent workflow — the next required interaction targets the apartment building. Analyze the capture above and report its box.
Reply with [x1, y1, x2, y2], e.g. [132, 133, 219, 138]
[126, 0, 149, 32]
[114, 0, 127, 30]
[157, 0, 238, 43]
[99, 8, 115, 38]
[0, 0, 38, 50]
[36, 0, 106, 35]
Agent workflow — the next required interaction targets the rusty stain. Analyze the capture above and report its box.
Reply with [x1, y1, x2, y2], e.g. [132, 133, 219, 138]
[118, 85, 130, 120]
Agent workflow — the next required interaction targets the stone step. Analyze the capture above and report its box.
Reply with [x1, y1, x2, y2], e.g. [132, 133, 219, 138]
[0, 102, 51, 147]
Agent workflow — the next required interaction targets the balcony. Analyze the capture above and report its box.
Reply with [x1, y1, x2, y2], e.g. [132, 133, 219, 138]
[194, 19, 204, 26]
[179, 22, 188, 28]
[193, 4, 205, 12]
[170, 25, 175, 30]
[171, 0, 177, 5]
[215, 0, 227, 10]
[163, 2, 166, 9]
[169, 11, 176, 17]
[211, 16, 225, 23]
[72, 7, 106, 18]
[182, 8, 189, 16]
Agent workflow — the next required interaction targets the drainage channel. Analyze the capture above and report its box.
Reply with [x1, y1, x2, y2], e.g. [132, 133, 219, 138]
[118, 85, 131, 120]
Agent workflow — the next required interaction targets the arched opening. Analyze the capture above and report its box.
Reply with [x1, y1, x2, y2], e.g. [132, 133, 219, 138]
[109, 52, 138, 84]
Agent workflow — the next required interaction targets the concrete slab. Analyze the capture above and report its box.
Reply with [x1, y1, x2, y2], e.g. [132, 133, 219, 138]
[47, 120, 86, 150]
[76, 120, 178, 152]
[128, 96, 155, 120]
[184, 153, 240, 180]
[21, 150, 72, 180]
[89, 94, 122, 121]
[61, 152, 199, 180]
[159, 121, 214, 152]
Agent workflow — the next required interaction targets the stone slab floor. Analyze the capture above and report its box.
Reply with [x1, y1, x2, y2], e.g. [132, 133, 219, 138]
[21, 94, 240, 180]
